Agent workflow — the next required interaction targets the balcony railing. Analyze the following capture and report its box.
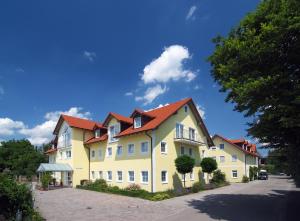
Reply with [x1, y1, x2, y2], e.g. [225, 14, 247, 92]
[174, 129, 204, 146]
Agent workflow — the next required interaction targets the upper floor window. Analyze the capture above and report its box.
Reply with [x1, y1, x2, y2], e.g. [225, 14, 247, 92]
[189, 128, 195, 140]
[220, 156, 225, 163]
[180, 146, 185, 155]
[134, 116, 142, 128]
[66, 150, 72, 159]
[107, 147, 112, 157]
[109, 124, 120, 143]
[128, 144, 135, 155]
[161, 142, 167, 154]
[184, 105, 188, 113]
[141, 142, 148, 154]
[58, 125, 71, 148]
[117, 146, 123, 156]
[95, 129, 101, 138]
[232, 154, 237, 162]
[189, 148, 193, 156]
[98, 149, 102, 158]
[91, 150, 95, 158]
[176, 123, 184, 138]
[219, 144, 225, 150]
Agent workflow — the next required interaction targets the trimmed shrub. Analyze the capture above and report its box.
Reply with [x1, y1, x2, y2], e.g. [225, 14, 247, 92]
[150, 193, 171, 201]
[125, 183, 141, 191]
[211, 169, 226, 184]
[175, 155, 195, 187]
[191, 181, 204, 193]
[242, 175, 249, 183]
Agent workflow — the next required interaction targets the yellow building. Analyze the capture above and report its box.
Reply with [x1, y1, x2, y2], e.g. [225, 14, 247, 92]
[43, 98, 214, 192]
[209, 134, 259, 182]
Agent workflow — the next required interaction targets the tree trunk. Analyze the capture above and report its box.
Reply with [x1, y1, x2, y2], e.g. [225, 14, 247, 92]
[183, 174, 186, 187]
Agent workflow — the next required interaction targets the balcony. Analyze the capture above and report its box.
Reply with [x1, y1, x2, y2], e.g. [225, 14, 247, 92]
[174, 129, 205, 146]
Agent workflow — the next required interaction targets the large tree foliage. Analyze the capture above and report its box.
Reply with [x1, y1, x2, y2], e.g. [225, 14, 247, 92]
[208, 0, 300, 185]
[175, 155, 195, 187]
[0, 140, 46, 178]
[200, 157, 217, 182]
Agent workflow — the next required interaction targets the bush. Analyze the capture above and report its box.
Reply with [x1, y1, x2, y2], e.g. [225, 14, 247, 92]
[211, 169, 226, 184]
[125, 183, 141, 191]
[109, 186, 120, 192]
[191, 181, 204, 193]
[242, 175, 249, 183]
[41, 172, 52, 190]
[150, 193, 171, 201]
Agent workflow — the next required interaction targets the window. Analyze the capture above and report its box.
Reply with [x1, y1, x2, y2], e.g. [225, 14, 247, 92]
[141, 171, 148, 183]
[190, 172, 194, 180]
[60, 151, 63, 160]
[184, 105, 188, 113]
[107, 171, 112, 181]
[109, 124, 120, 143]
[134, 116, 142, 128]
[161, 142, 167, 154]
[99, 171, 103, 179]
[189, 128, 195, 140]
[180, 146, 185, 155]
[201, 150, 205, 158]
[211, 146, 217, 150]
[232, 155, 237, 162]
[66, 150, 72, 159]
[189, 148, 193, 156]
[176, 123, 184, 138]
[219, 143, 225, 150]
[128, 171, 135, 182]
[161, 171, 168, 183]
[117, 171, 123, 182]
[128, 144, 135, 155]
[91, 150, 95, 158]
[98, 149, 102, 158]
[58, 125, 72, 148]
[91, 171, 95, 179]
[232, 170, 238, 178]
[95, 129, 100, 138]
[220, 156, 225, 163]
[117, 146, 123, 156]
[107, 147, 112, 157]
[141, 142, 148, 154]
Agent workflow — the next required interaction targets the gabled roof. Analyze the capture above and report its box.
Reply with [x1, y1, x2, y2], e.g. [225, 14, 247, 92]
[230, 139, 257, 153]
[212, 134, 259, 157]
[103, 112, 133, 126]
[84, 134, 108, 144]
[53, 115, 102, 135]
[116, 98, 214, 146]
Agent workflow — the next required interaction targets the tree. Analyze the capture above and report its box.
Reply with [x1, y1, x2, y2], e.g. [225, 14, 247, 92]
[200, 157, 217, 182]
[175, 155, 195, 187]
[0, 140, 47, 179]
[208, 0, 300, 185]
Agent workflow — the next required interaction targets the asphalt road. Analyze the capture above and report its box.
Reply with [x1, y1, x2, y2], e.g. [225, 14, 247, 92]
[161, 175, 299, 221]
[35, 175, 299, 221]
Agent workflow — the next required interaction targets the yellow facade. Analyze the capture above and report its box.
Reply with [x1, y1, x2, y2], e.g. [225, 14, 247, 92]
[210, 136, 258, 182]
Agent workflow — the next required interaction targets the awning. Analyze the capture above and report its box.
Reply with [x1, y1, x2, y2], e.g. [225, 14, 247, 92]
[37, 163, 73, 172]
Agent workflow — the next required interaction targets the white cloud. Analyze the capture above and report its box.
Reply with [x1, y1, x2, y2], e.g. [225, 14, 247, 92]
[0, 118, 25, 136]
[125, 92, 133, 96]
[83, 51, 96, 62]
[135, 85, 167, 105]
[15, 68, 25, 73]
[186, 5, 197, 21]
[196, 104, 205, 119]
[145, 103, 169, 112]
[0, 86, 4, 95]
[141, 45, 196, 84]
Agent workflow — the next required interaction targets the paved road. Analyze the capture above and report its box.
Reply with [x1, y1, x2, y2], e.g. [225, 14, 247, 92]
[34, 176, 299, 221]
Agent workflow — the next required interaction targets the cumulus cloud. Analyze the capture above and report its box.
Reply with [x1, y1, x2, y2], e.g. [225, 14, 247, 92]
[141, 45, 196, 84]
[0, 118, 25, 136]
[186, 5, 197, 21]
[125, 92, 133, 96]
[83, 51, 96, 62]
[196, 104, 205, 119]
[135, 85, 168, 105]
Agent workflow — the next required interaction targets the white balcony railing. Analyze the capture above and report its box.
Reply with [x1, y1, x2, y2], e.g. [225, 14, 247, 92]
[174, 129, 204, 146]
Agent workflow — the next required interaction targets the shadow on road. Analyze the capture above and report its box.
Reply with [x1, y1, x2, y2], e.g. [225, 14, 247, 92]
[187, 189, 299, 221]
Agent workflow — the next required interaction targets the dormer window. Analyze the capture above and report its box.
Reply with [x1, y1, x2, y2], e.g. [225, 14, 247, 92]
[134, 116, 141, 128]
[95, 129, 100, 138]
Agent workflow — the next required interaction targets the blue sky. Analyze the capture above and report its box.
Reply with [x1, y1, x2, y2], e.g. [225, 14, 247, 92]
[0, 0, 265, 155]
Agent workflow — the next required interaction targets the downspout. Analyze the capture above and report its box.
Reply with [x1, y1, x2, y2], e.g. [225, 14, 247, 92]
[145, 131, 153, 193]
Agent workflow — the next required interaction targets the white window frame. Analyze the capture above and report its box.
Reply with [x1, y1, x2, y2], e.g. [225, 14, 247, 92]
[117, 146, 123, 156]
[160, 141, 167, 154]
[95, 129, 100, 138]
[161, 170, 168, 184]
[128, 171, 135, 183]
[91, 171, 95, 180]
[91, 150, 95, 159]
[116, 171, 123, 182]
[140, 171, 149, 184]
[232, 154, 237, 162]
[189, 147, 193, 156]
[107, 171, 112, 181]
[189, 127, 195, 140]
[219, 143, 225, 150]
[190, 171, 195, 181]
[140, 141, 149, 154]
[134, 116, 142, 128]
[107, 147, 112, 157]
[232, 170, 238, 178]
[108, 124, 120, 143]
[128, 144, 135, 156]
[180, 146, 185, 155]
[220, 156, 225, 163]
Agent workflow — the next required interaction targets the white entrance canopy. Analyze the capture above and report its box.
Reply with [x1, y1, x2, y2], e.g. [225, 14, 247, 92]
[37, 163, 73, 172]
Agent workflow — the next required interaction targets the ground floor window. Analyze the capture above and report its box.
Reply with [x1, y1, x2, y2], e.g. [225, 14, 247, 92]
[141, 171, 148, 183]
[190, 171, 194, 180]
[99, 171, 103, 179]
[91, 171, 95, 179]
[107, 171, 112, 181]
[161, 170, 168, 183]
[117, 171, 123, 182]
[232, 170, 238, 178]
[128, 171, 135, 182]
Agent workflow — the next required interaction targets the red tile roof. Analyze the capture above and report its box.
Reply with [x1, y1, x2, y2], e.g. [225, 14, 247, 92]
[230, 139, 258, 154]
[84, 134, 108, 144]
[213, 134, 259, 157]
[103, 112, 133, 126]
